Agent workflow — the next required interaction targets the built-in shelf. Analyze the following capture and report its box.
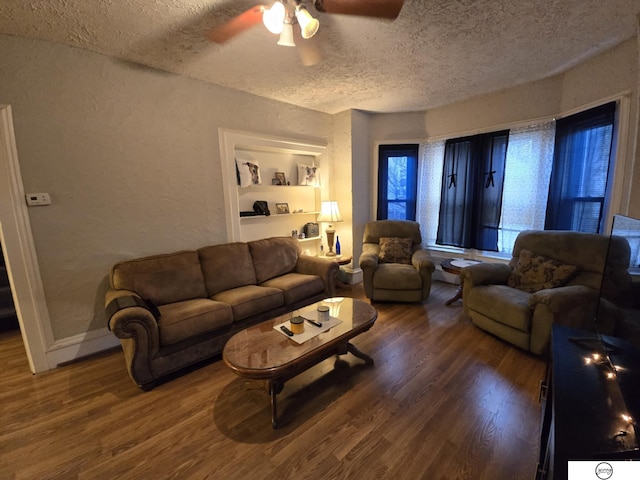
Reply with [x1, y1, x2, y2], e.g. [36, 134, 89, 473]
[239, 211, 320, 220]
[297, 235, 321, 243]
[220, 128, 327, 255]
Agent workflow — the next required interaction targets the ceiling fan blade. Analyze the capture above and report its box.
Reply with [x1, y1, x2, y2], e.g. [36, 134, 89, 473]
[313, 0, 404, 19]
[207, 6, 265, 44]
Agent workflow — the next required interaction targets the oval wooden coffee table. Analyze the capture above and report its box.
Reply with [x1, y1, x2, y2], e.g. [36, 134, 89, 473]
[223, 297, 377, 428]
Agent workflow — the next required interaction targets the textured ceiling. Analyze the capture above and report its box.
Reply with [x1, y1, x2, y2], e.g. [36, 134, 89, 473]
[1, 0, 639, 114]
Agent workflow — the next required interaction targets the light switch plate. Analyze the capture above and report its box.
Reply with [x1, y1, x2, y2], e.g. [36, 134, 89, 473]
[25, 193, 51, 206]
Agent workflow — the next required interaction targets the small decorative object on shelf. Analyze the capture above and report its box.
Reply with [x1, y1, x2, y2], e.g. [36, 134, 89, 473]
[276, 202, 289, 214]
[274, 172, 286, 185]
[335, 236, 341, 255]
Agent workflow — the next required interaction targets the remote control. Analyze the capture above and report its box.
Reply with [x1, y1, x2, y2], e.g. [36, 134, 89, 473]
[280, 325, 294, 336]
[306, 318, 322, 328]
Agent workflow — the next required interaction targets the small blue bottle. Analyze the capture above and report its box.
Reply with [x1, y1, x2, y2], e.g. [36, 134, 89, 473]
[335, 236, 341, 255]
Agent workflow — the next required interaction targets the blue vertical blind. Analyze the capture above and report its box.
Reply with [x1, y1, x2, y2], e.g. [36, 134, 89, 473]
[545, 102, 615, 233]
[377, 144, 418, 221]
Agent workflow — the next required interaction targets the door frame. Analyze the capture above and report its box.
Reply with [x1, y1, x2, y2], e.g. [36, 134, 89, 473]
[0, 104, 52, 373]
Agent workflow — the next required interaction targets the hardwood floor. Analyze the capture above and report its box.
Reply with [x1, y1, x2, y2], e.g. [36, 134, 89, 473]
[0, 282, 546, 479]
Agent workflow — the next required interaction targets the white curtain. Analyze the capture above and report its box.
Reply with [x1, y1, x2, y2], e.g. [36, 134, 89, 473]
[416, 122, 555, 254]
[417, 141, 445, 248]
[498, 121, 556, 254]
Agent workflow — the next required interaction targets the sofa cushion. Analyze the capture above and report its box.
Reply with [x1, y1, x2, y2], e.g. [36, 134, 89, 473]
[198, 242, 257, 296]
[157, 298, 233, 346]
[468, 284, 532, 332]
[111, 251, 207, 306]
[260, 273, 324, 305]
[508, 249, 577, 293]
[373, 264, 422, 290]
[212, 285, 284, 321]
[378, 237, 413, 264]
[248, 237, 299, 284]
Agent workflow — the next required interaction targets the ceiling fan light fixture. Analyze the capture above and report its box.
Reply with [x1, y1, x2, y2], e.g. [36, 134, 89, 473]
[262, 1, 286, 34]
[295, 5, 319, 39]
[277, 20, 296, 47]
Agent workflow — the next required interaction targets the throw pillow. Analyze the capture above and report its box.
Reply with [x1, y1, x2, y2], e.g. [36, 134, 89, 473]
[379, 237, 413, 264]
[297, 164, 320, 186]
[236, 159, 261, 187]
[508, 249, 577, 293]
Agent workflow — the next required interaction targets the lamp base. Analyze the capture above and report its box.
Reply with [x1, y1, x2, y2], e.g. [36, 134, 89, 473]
[325, 227, 336, 257]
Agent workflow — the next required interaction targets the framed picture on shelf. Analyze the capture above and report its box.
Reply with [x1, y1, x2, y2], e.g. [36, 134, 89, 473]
[274, 172, 286, 185]
[276, 203, 289, 214]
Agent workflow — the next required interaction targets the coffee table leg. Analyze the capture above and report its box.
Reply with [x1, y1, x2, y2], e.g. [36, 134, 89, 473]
[347, 342, 374, 365]
[269, 379, 284, 429]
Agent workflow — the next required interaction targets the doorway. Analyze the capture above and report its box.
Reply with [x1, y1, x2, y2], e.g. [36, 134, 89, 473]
[0, 104, 52, 373]
[0, 241, 19, 332]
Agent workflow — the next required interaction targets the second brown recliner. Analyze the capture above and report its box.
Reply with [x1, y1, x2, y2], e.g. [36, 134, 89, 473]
[359, 220, 435, 302]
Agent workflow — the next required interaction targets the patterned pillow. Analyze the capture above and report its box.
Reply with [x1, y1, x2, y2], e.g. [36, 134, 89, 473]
[378, 237, 413, 264]
[508, 249, 577, 293]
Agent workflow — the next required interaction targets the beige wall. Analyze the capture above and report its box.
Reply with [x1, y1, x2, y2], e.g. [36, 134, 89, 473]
[0, 35, 331, 340]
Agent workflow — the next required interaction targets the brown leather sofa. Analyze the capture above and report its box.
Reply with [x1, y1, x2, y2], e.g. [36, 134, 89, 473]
[105, 236, 337, 389]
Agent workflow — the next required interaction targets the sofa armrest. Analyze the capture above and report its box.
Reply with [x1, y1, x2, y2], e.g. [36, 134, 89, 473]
[528, 285, 600, 355]
[105, 288, 161, 387]
[358, 251, 379, 270]
[294, 255, 339, 297]
[411, 249, 435, 273]
[460, 262, 512, 288]
[528, 285, 598, 313]
[358, 251, 379, 299]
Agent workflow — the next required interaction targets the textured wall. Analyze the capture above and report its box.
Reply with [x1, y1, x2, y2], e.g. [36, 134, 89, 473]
[0, 34, 331, 340]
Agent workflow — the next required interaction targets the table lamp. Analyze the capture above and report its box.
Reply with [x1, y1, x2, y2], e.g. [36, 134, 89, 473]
[317, 201, 342, 257]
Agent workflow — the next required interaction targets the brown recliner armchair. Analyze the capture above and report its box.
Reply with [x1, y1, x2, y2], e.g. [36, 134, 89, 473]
[460, 230, 630, 355]
[359, 220, 435, 302]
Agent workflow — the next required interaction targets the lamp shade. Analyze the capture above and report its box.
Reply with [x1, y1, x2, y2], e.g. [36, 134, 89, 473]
[262, 1, 285, 34]
[277, 21, 296, 47]
[295, 6, 319, 39]
[317, 201, 343, 223]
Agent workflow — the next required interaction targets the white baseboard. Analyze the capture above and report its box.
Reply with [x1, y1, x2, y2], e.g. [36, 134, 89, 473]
[46, 328, 120, 367]
[340, 266, 363, 285]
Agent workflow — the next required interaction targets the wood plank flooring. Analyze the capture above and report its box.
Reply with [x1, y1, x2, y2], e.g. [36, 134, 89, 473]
[0, 282, 546, 479]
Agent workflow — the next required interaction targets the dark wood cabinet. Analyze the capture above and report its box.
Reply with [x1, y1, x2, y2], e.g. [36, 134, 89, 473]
[537, 324, 640, 480]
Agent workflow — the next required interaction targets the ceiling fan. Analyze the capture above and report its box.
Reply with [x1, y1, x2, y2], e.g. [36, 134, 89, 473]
[207, 0, 404, 62]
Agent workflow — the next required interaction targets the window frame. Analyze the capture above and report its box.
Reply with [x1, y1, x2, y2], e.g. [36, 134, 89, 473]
[377, 144, 419, 221]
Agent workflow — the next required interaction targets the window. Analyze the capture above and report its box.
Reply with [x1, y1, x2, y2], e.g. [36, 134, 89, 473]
[499, 122, 555, 252]
[545, 102, 616, 233]
[437, 131, 509, 251]
[411, 102, 618, 256]
[377, 144, 418, 221]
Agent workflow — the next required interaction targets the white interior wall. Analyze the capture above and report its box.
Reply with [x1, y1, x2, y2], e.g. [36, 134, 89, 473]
[0, 35, 331, 346]
[330, 111, 353, 259]
[349, 110, 371, 266]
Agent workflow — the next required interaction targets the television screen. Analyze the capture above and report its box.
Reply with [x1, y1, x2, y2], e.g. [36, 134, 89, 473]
[593, 214, 640, 455]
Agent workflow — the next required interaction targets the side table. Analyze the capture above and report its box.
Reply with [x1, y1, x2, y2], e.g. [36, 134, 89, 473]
[440, 258, 481, 305]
